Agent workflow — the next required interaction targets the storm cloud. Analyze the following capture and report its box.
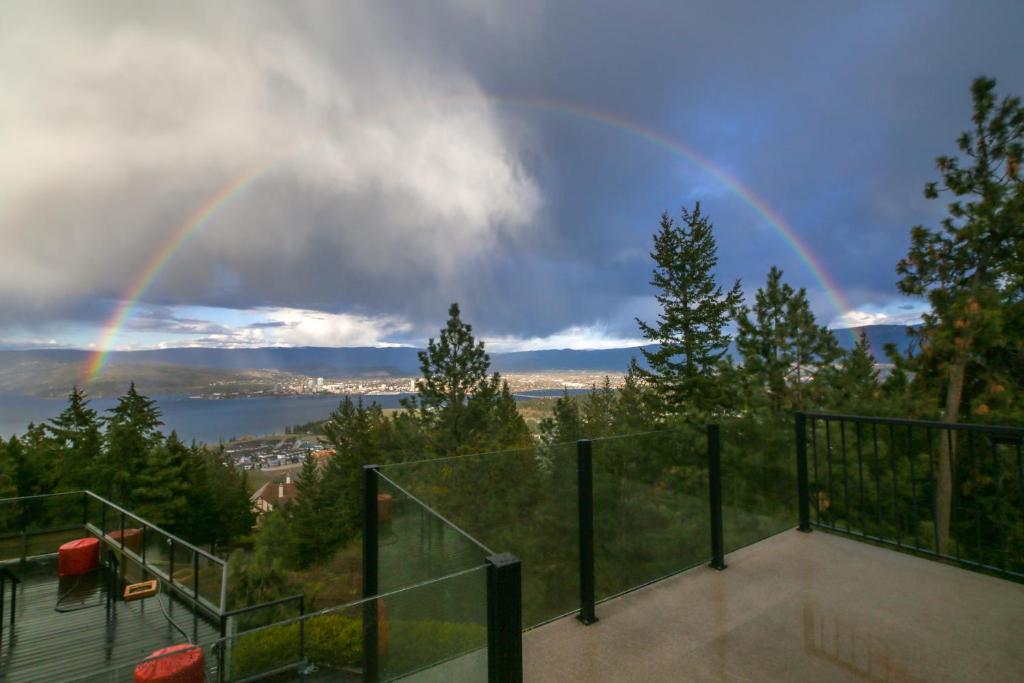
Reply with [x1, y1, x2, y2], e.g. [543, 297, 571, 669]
[2, 1, 1023, 349]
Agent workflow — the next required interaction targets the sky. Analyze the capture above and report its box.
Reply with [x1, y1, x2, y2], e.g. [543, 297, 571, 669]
[2, 1, 1022, 352]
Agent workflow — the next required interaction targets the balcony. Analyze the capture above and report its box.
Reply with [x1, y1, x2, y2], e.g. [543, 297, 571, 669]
[1, 413, 1021, 681]
[523, 530, 1024, 682]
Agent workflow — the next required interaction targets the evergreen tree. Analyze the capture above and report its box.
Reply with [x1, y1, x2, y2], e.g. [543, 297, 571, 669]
[133, 431, 190, 529]
[787, 288, 842, 411]
[539, 388, 583, 445]
[892, 76, 1024, 552]
[830, 334, 881, 413]
[402, 303, 503, 455]
[321, 396, 389, 549]
[46, 387, 102, 490]
[613, 361, 655, 433]
[736, 267, 841, 414]
[104, 383, 164, 504]
[635, 204, 742, 415]
[582, 378, 617, 438]
[735, 266, 794, 414]
[290, 453, 326, 568]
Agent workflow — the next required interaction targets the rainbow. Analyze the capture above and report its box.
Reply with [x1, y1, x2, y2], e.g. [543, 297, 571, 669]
[84, 96, 854, 382]
[83, 161, 278, 380]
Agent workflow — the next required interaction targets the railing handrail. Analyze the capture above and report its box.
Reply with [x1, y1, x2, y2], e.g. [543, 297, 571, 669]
[221, 593, 305, 619]
[82, 491, 227, 566]
[801, 411, 1024, 436]
[0, 490, 227, 567]
[0, 566, 21, 585]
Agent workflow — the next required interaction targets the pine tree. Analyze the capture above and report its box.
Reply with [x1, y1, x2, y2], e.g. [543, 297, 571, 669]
[321, 396, 387, 548]
[133, 431, 190, 528]
[613, 361, 655, 433]
[581, 378, 616, 438]
[893, 76, 1023, 553]
[635, 204, 742, 415]
[736, 266, 793, 414]
[104, 383, 164, 504]
[787, 288, 842, 411]
[539, 388, 583, 444]
[830, 334, 881, 413]
[46, 387, 102, 490]
[290, 452, 326, 568]
[403, 303, 503, 455]
[736, 267, 841, 414]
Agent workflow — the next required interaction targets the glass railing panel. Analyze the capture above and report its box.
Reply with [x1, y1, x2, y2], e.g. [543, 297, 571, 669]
[379, 564, 487, 681]
[376, 470, 490, 592]
[195, 552, 225, 612]
[592, 426, 709, 602]
[720, 415, 797, 553]
[171, 542, 196, 596]
[223, 565, 487, 682]
[143, 526, 173, 580]
[0, 492, 87, 560]
[381, 443, 578, 628]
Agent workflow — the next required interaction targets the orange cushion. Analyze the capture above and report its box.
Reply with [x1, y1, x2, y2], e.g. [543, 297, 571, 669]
[58, 537, 99, 577]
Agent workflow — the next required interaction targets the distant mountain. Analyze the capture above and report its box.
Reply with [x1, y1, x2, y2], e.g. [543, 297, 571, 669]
[0, 324, 917, 397]
[835, 324, 919, 358]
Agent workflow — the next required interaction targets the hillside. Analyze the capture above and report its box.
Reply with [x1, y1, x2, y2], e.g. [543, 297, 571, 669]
[0, 324, 916, 397]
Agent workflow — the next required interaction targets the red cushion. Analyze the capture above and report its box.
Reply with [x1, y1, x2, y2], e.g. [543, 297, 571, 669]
[58, 537, 99, 577]
[133, 644, 205, 683]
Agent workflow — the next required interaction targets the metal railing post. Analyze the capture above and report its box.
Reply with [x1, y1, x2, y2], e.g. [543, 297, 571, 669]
[576, 439, 598, 625]
[486, 553, 523, 683]
[708, 424, 726, 570]
[362, 464, 380, 683]
[298, 595, 306, 665]
[82, 492, 88, 527]
[796, 413, 812, 532]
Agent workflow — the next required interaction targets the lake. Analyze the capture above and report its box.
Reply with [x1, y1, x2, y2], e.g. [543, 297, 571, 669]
[0, 389, 586, 444]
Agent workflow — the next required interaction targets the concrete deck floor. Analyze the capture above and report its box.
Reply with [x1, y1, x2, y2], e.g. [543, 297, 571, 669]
[523, 531, 1024, 682]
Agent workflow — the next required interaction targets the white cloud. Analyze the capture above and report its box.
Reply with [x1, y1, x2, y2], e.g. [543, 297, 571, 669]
[134, 306, 415, 349]
[830, 301, 929, 329]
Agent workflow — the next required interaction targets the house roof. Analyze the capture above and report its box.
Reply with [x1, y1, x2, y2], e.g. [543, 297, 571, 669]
[250, 480, 298, 506]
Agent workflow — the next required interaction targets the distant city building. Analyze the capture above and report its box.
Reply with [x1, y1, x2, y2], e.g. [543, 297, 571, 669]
[316, 377, 324, 389]
[409, 378, 417, 392]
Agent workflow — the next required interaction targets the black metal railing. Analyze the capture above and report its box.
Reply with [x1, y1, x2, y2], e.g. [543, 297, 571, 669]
[0, 566, 21, 635]
[797, 412, 1024, 581]
[0, 490, 229, 615]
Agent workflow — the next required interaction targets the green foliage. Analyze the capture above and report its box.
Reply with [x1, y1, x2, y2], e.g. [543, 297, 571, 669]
[1, 384, 254, 556]
[229, 612, 485, 680]
[735, 267, 842, 415]
[635, 203, 743, 416]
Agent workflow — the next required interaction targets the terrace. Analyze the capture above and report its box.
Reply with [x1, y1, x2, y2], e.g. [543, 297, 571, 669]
[1, 412, 1022, 681]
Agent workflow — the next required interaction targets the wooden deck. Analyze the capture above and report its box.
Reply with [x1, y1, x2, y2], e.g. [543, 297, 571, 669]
[0, 556, 219, 682]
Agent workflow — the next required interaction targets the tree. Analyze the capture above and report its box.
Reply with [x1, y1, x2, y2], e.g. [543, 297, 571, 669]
[104, 383, 164, 504]
[290, 453, 327, 568]
[402, 303, 504, 455]
[539, 388, 583, 445]
[47, 387, 102, 490]
[735, 267, 841, 414]
[893, 76, 1024, 552]
[321, 396, 391, 549]
[133, 431, 190, 528]
[830, 334, 881, 413]
[635, 204, 742, 415]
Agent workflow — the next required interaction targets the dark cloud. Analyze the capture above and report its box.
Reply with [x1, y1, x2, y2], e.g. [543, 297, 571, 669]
[3, 1, 1023, 346]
